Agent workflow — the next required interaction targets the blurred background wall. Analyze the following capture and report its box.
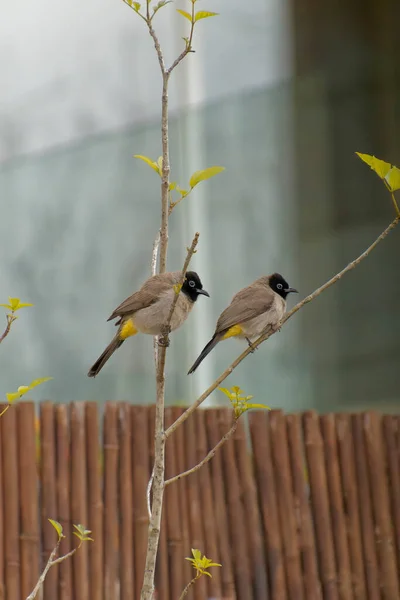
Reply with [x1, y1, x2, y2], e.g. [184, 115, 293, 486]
[0, 0, 399, 412]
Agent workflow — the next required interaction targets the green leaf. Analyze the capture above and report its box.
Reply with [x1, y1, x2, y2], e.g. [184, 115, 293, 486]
[176, 186, 189, 198]
[169, 181, 177, 191]
[132, 1, 141, 10]
[48, 518, 64, 540]
[191, 548, 202, 561]
[385, 166, 400, 192]
[133, 155, 160, 175]
[246, 403, 271, 411]
[355, 152, 391, 180]
[73, 524, 94, 542]
[153, 0, 172, 13]
[176, 9, 192, 22]
[195, 10, 219, 22]
[6, 377, 52, 404]
[189, 166, 225, 188]
[218, 387, 234, 400]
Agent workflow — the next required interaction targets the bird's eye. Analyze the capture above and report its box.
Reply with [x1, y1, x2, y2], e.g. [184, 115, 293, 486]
[189, 280, 196, 288]
[277, 283, 283, 290]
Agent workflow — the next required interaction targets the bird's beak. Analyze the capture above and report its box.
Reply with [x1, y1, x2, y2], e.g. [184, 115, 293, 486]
[197, 288, 210, 297]
[285, 287, 298, 294]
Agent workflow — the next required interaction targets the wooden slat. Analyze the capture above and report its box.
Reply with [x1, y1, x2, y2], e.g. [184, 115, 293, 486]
[71, 402, 89, 600]
[103, 402, 119, 600]
[382, 415, 400, 577]
[86, 402, 103, 600]
[303, 411, 338, 600]
[286, 414, 321, 600]
[1, 406, 20, 600]
[0, 406, 4, 600]
[172, 407, 192, 599]
[195, 409, 222, 599]
[40, 401, 58, 600]
[205, 408, 236, 600]
[336, 414, 366, 600]
[18, 402, 39, 599]
[234, 416, 268, 599]
[352, 414, 380, 600]
[249, 410, 287, 600]
[270, 410, 303, 600]
[184, 409, 207, 600]
[363, 412, 399, 599]
[132, 405, 150, 599]
[119, 403, 134, 600]
[164, 407, 183, 599]
[219, 408, 252, 599]
[320, 414, 353, 600]
[55, 404, 73, 600]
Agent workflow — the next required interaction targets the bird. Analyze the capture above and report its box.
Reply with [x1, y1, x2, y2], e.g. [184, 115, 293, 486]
[187, 272, 297, 374]
[88, 270, 209, 377]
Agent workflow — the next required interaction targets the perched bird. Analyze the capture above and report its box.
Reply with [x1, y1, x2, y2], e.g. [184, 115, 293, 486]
[88, 271, 209, 377]
[187, 272, 297, 374]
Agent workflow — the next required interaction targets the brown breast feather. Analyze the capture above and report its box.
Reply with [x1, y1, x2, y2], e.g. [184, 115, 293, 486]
[107, 271, 181, 322]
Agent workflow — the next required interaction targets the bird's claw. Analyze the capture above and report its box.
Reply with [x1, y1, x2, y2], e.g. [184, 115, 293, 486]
[246, 338, 258, 353]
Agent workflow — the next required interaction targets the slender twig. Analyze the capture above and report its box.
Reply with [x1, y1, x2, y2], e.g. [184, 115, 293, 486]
[151, 230, 161, 277]
[26, 541, 76, 600]
[151, 230, 161, 371]
[390, 193, 400, 216]
[165, 418, 238, 486]
[165, 215, 400, 439]
[141, 233, 200, 600]
[0, 314, 16, 344]
[164, 233, 200, 332]
[146, 465, 155, 519]
[166, 3, 195, 76]
[146, 3, 166, 75]
[178, 575, 200, 600]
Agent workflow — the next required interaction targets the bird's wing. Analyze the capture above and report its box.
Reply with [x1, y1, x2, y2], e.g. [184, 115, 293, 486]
[215, 284, 275, 334]
[107, 271, 180, 321]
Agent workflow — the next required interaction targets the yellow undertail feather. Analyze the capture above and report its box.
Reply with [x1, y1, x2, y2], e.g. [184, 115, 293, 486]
[119, 318, 138, 340]
[222, 324, 244, 340]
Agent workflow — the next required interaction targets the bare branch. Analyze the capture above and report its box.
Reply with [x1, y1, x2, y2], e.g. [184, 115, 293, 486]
[165, 418, 238, 486]
[141, 232, 200, 600]
[165, 215, 400, 439]
[151, 230, 161, 370]
[145, 3, 166, 76]
[167, 3, 195, 76]
[151, 230, 161, 277]
[0, 314, 17, 345]
[179, 575, 200, 600]
[146, 464, 155, 519]
[26, 541, 77, 600]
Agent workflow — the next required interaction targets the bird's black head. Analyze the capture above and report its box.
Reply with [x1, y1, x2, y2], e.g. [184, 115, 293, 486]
[182, 271, 210, 302]
[269, 273, 298, 300]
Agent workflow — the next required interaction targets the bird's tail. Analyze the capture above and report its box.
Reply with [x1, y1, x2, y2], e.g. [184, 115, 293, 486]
[88, 336, 123, 378]
[187, 334, 221, 374]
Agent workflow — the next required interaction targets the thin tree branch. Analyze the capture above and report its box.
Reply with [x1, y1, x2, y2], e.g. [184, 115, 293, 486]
[146, 465, 155, 519]
[179, 575, 200, 600]
[25, 541, 76, 600]
[165, 215, 400, 439]
[0, 314, 17, 344]
[166, 3, 195, 76]
[151, 230, 161, 371]
[151, 230, 161, 277]
[165, 418, 238, 486]
[145, 3, 166, 76]
[141, 233, 200, 600]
